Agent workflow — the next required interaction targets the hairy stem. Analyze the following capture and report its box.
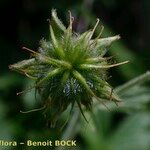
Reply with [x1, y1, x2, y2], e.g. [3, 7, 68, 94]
[55, 109, 80, 150]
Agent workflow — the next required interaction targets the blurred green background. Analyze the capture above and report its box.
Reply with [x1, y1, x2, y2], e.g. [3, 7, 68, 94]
[0, 0, 150, 150]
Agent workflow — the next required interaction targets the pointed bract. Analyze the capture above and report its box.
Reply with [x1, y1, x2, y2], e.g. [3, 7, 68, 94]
[51, 9, 66, 32]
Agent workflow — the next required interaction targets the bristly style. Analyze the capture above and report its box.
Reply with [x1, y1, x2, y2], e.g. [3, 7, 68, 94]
[9, 9, 128, 127]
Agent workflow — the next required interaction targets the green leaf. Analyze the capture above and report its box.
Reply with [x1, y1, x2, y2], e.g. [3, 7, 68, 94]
[109, 113, 150, 150]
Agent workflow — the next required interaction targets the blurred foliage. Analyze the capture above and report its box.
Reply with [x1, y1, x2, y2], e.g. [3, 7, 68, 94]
[0, 0, 150, 150]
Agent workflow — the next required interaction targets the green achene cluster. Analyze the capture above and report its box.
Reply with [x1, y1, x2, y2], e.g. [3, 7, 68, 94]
[10, 9, 128, 126]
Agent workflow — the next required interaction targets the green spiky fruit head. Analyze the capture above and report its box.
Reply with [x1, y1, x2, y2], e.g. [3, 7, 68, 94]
[9, 9, 128, 126]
